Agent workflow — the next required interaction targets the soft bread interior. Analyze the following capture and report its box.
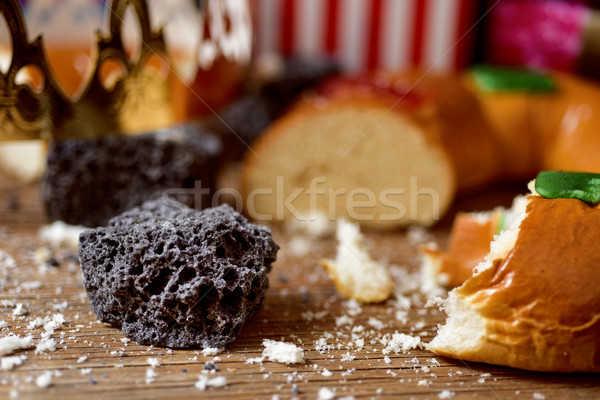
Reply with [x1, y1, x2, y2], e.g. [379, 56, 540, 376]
[322, 219, 394, 303]
[427, 194, 529, 355]
[420, 194, 528, 293]
[243, 102, 456, 228]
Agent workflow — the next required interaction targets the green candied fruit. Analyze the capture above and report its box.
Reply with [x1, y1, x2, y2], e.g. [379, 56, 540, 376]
[535, 171, 600, 204]
[496, 212, 506, 236]
[470, 64, 555, 93]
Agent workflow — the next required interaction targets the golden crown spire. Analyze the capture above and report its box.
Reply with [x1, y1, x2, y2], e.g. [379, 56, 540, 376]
[0, 0, 174, 142]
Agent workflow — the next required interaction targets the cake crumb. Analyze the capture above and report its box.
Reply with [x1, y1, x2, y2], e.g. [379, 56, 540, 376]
[262, 340, 305, 364]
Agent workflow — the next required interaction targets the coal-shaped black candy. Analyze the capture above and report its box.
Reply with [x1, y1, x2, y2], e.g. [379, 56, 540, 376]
[42, 124, 221, 227]
[79, 199, 279, 348]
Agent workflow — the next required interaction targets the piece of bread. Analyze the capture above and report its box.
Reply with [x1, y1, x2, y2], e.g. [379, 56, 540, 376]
[242, 69, 600, 228]
[322, 219, 394, 303]
[79, 199, 279, 348]
[427, 194, 600, 372]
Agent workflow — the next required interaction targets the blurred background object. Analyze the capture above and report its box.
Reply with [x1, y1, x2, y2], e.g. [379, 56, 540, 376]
[485, 0, 600, 79]
[253, 0, 479, 73]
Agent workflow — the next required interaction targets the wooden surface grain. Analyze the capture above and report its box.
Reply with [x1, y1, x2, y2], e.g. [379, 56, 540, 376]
[0, 173, 599, 400]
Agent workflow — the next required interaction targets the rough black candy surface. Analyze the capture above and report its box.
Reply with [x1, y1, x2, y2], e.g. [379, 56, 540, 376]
[79, 199, 279, 348]
[42, 124, 222, 227]
[214, 95, 276, 161]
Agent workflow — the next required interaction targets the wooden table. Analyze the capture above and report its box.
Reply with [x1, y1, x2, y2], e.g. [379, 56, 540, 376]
[0, 172, 598, 400]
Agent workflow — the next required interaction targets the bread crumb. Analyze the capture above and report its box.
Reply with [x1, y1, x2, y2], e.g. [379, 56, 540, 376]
[39, 221, 88, 250]
[285, 212, 335, 238]
[245, 357, 264, 364]
[301, 310, 328, 322]
[342, 299, 363, 316]
[0, 335, 33, 356]
[195, 375, 227, 390]
[341, 352, 356, 361]
[9, 389, 18, 399]
[382, 333, 422, 354]
[367, 317, 385, 330]
[35, 338, 57, 354]
[16, 281, 42, 291]
[323, 220, 394, 303]
[201, 347, 223, 356]
[417, 379, 430, 387]
[0, 321, 7, 329]
[35, 371, 53, 388]
[145, 368, 158, 384]
[1, 355, 26, 370]
[147, 357, 161, 368]
[384, 356, 391, 364]
[335, 315, 354, 326]
[317, 387, 336, 400]
[533, 393, 545, 400]
[321, 368, 332, 377]
[438, 390, 455, 399]
[0, 250, 16, 269]
[12, 303, 27, 317]
[262, 339, 305, 364]
[77, 356, 88, 363]
[288, 236, 312, 257]
[80, 368, 92, 375]
[407, 226, 433, 246]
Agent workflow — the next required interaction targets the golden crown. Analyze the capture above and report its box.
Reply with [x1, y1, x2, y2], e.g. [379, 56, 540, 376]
[0, 0, 186, 142]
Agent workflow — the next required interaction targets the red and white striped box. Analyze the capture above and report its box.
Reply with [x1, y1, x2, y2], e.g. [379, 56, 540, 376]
[254, 0, 479, 73]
